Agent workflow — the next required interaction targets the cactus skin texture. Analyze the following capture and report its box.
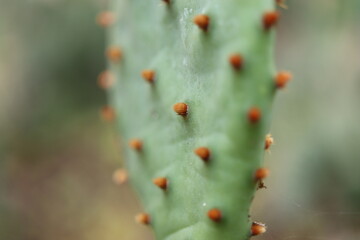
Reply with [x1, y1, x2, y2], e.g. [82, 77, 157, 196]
[103, 0, 286, 239]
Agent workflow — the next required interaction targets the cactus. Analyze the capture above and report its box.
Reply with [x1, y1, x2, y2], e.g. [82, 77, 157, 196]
[99, 0, 291, 239]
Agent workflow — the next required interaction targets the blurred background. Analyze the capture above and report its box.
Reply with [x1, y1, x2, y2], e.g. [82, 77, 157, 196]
[0, 0, 359, 239]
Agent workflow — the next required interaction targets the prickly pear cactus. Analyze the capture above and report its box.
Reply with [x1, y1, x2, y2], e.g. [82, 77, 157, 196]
[99, 0, 291, 239]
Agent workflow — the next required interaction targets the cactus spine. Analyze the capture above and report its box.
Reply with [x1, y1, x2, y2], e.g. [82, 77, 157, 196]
[99, 0, 290, 239]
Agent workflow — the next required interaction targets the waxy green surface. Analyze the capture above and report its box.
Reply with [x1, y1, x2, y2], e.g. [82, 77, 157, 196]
[107, 0, 276, 239]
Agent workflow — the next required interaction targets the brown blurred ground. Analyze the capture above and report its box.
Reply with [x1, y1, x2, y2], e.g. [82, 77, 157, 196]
[0, 0, 359, 239]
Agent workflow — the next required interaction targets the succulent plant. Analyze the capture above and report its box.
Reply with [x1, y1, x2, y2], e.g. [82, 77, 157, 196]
[98, 0, 291, 239]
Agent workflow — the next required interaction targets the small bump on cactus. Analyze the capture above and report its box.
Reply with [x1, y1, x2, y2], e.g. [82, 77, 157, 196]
[275, 71, 293, 89]
[207, 208, 222, 223]
[254, 168, 270, 181]
[247, 107, 262, 124]
[112, 169, 128, 185]
[172, 102, 188, 116]
[194, 147, 211, 163]
[96, 11, 115, 28]
[228, 54, 244, 71]
[276, 0, 288, 9]
[100, 105, 115, 122]
[105, 46, 122, 62]
[255, 168, 270, 190]
[153, 177, 168, 191]
[262, 11, 280, 30]
[265, 134, 274, 150]
[193, 14, 210, 32]
[141, 70, 156, 84]
[135, 213, 151, 225]
[128, 139, 143, 152]
[97, 70, 115, 89]
[251, 222, 267, 236]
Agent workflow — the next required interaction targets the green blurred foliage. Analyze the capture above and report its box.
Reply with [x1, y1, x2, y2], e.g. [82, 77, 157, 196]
[1, 0, 104, 152]
[0, 0, 359, 239]
[0, 0, 149, 239]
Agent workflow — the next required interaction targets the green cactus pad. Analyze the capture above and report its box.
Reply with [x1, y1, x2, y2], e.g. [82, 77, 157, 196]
[107, 0, 278, 239]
